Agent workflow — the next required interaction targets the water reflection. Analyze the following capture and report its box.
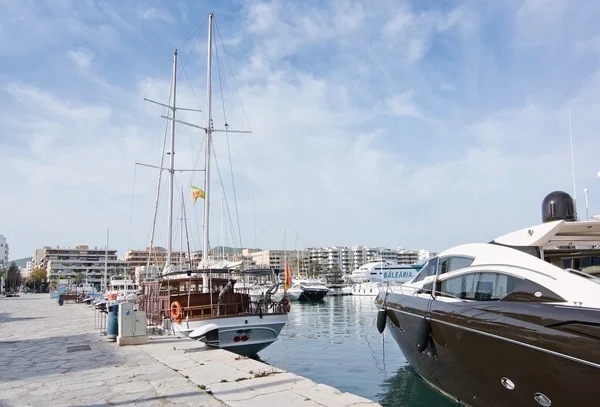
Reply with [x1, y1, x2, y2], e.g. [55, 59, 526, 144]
[258, 295, 455, 405]
[378, 366, 457, 407]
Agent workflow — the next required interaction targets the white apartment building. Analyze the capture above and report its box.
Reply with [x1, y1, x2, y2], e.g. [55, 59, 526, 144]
[308, 246, 354, 272]
[20, 261, 34, 279]
[249, 249, 310, 274]
[35, 245, 127, 288]
[0, 234, 8, 269]
[123, 247, 188, 272]
[304, 245, 434, 273]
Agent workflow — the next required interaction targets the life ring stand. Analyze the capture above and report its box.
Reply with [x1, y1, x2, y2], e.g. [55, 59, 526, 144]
[170, 301, 183, 322]
[283, 297, 291, 313]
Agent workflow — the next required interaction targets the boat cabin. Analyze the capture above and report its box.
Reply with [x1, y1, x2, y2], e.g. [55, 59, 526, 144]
[140, 268, 286, 327]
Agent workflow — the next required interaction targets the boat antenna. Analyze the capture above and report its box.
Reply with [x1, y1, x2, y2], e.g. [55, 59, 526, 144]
[568, 105, 578, 218]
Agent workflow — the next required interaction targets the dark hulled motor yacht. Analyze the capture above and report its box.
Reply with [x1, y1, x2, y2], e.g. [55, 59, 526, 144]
[375, 191, 600, 407]
[287, 280, 330, 302]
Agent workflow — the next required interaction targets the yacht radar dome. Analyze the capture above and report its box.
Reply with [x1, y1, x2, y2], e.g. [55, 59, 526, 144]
[542, 191, 577, 223]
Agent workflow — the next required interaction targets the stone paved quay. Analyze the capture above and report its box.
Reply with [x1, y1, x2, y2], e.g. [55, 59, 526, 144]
[0, 294, 381, 407]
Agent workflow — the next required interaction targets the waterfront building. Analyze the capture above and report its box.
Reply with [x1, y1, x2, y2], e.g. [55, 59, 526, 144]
[0, 234, 8, 269]
[248, 249, 310, 274]
[34, 245, 127, 288]
[122, 247, 188, 272]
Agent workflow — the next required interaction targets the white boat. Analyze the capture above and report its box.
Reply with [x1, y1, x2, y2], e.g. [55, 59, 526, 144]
[154, 266, 288, 356]
[350, 260, 423, 296]
[106, 278, 140, 302]
[139, 13, 289, 356]
[287, 279, 329, 301]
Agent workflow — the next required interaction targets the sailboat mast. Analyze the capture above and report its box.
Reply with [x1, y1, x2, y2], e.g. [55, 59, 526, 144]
[104, 227, 109, 293]
[167, 49, 178, 266]
[202, 13, 214, 290]
[180, 187, 184, 269]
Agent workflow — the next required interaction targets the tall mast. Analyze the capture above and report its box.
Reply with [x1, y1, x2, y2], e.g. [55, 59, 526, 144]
[202, 13, 214, 291]
[167, 50, 178, 266]
[180, 187, 185, 269]
[104, 227, 109, 293]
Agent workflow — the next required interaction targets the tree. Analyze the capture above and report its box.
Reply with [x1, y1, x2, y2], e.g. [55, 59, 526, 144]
[26, 268, 47, 293]
[5, 262, 22, 293]
[74, 271, 83, 286]
[328, 265, 343, 285]
[309, 261, 323, 278]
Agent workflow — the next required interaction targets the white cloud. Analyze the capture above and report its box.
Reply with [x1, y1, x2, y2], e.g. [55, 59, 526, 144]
[1, 0, 600, 261]
[67, 47, 95, 71]
[139, 7, 175, 24]
[385, 92, 422, 118]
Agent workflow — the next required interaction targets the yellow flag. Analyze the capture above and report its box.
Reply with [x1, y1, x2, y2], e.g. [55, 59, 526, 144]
[191, 185, 205, 203]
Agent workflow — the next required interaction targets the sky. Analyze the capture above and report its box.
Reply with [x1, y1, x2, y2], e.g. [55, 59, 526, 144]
[2, 0, 600, 260]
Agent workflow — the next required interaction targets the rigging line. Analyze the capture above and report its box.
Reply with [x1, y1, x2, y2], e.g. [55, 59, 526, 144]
[148, 94, 172, 266]
[127, 163, 138, 249]
[179, 20, 207, 81]
[214, 28, 244, 252]
[168, 110, 200, 254]
[177, 15, 209, 55]
[215, 20, 258, 250]
[172, 110, 200, 185]
[214, 21, 253, 132]
[180, 62, 204, 113]
[172, 175, 184, 250]
[183, 197, 193, 268]
[143, 59, 170, 100]
[173, 109, 204, 253]
[135, 118, 170, 162]
[211, 145, 242, 250]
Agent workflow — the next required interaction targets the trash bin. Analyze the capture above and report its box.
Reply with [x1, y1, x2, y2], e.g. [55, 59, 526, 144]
[58, 294, 64, 306]
[106, 304, 119, 341]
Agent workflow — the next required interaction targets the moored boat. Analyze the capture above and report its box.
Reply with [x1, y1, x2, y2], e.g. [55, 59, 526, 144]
[375, 191, 600, 407]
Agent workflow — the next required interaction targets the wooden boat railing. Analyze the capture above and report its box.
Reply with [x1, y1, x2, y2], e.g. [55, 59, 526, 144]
[140, 281, 285, 326]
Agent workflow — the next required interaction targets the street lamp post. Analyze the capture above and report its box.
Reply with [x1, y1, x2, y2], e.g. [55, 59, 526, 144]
[583, 188, 589, 220]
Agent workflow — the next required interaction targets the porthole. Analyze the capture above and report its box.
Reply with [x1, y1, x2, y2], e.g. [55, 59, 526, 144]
[534, 392, 551, 406]
[500, 377, 515, 390]
[534, 291, 542, 298]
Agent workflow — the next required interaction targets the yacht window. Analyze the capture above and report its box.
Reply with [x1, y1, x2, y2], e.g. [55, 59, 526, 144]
[413, 258, 437, 282]
[438, 272, 522, 301]
[439, 256, 474, 275]
[426, 258, 438, 277]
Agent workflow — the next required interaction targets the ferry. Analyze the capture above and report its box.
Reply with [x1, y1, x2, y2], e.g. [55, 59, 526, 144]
[350, 260, 423, 296]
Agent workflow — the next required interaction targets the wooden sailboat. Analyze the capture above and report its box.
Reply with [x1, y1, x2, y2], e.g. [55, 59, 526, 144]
[139, 13, 289, 356]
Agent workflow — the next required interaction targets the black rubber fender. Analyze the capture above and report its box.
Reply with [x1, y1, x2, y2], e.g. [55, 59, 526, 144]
[416, 317, 431, 353]
[376, 309, 387, 334]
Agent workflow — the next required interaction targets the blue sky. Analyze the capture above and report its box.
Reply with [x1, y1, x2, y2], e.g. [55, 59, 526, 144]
[2, 0, 600, 260]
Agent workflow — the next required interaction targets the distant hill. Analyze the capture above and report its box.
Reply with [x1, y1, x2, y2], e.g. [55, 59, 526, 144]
[10, 257, 32, 267]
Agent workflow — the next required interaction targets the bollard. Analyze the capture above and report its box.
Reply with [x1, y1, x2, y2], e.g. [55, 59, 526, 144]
[58, 294, 64, 306]
[106, 304, 119, 341]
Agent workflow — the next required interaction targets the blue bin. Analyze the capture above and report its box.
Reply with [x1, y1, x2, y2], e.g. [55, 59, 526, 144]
[106, 304, 119, 341]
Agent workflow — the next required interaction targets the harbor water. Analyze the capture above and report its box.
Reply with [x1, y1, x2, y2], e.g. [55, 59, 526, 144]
[258, 295, 456, 406]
